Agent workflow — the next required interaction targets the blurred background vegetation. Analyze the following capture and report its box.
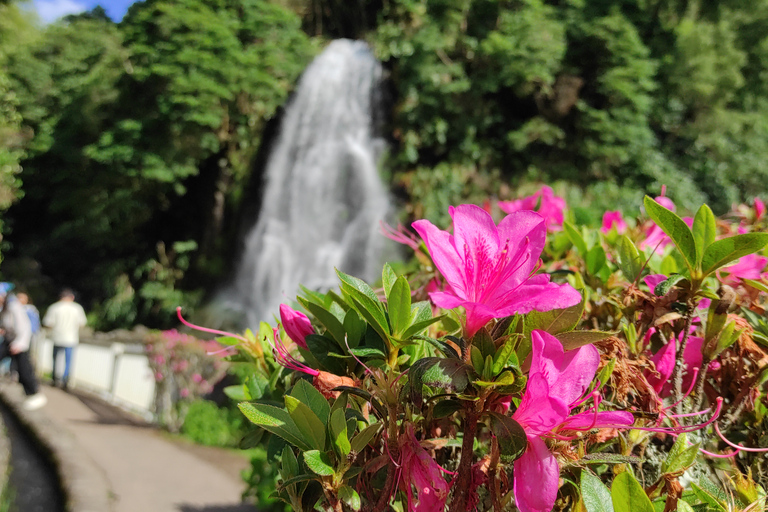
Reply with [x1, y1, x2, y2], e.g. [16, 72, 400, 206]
[2, 0, 768, 329]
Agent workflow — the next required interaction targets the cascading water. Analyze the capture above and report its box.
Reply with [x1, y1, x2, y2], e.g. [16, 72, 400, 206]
[220, 39, 391, 328]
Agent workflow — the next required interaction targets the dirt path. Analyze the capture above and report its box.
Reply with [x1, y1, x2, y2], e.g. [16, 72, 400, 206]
[39, 385, 257, 512]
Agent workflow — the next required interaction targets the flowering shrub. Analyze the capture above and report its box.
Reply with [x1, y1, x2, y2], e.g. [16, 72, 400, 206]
[183, 190, 768, 512]
[144, 329, 227, 431]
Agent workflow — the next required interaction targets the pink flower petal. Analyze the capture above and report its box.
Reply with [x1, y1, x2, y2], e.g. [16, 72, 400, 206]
[513, 436, 560, 512]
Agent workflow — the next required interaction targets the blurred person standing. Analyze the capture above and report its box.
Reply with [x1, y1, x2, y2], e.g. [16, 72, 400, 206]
[43, 288, 87, 390]
[0, 283, 47, 410]
[16, 292, 41, 360]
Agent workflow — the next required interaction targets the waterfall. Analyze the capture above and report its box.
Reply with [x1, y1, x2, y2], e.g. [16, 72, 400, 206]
[220, 39, 391, 328]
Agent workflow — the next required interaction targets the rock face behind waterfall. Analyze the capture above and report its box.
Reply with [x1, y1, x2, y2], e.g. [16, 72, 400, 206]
[222, 39, 391, 328]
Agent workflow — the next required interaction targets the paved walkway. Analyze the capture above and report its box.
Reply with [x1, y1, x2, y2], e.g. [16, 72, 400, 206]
[32, 384, 257, 512]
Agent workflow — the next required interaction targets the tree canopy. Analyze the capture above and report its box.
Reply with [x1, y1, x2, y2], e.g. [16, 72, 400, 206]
[3, 0, 768, 327]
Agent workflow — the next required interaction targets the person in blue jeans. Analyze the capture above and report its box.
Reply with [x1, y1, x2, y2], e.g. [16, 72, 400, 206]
[42, 288, 87, 390]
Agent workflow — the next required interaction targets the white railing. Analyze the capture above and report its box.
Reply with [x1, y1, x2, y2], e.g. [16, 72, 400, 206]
[31, 334, 156, 420]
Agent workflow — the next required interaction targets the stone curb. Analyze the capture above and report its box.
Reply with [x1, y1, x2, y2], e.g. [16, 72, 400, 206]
[0, 386, 113, 512]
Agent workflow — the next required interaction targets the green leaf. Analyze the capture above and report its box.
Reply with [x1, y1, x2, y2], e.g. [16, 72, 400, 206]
[330, 408, 351, 457]
[238, 402, 311, 450]
[291, 379, 331, 426]
[348, 347, 387, 359]
[701, 233, 768, 276]
[676, 500, 694, 512]
[564, 221, 588, 256]
[224, 384, 247, 401]
[343, 309, 366, 349]
[581, 471, 615, 512]
[350, 422, 380, 453]
[285, 396, 326, 451]
[338, 485, 361, 511]
[281, 445, 300, 480]
[493, 336, 520, 374]
[692, 204, 716, 265]
[586, 245, 607, 276]
[690, 483, 727, 512]
[408, 357, 473, 405]
[742, 278, 768, 293]
[557, 330, 615, 351]
[432, 399, 464, 419]
[299, 298, 346, 347]
[303, 335, 345, 374]
[579, 454, 642, 465]
[388, 276, 412, 338]
[382, 264, 397, 298]
[525, 298, 585, 337]
[611, 471, 653, 512]
[617, 235, 643, 283]
[662, 434, 698, 475]
[487, 412, 527, 463]
[654, 274, 686, 296]
[303, 450, 335, 476]
[644, 195, 697, 272]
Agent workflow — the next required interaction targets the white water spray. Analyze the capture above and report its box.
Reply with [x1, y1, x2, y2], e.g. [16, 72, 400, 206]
[220, 40, 391, 328]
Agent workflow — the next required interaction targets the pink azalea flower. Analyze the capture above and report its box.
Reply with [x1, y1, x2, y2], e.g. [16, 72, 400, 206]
[719, 253, 768, 286]
[511, 330, 634, 512]
[601, 211, 627, 234]
[279, 304, 313, 349]
[643, 327, 705, 398]
[412, 205, 582, 338]
[498, 186, 566, 232]
[755, 198, 765, 220]
[398, 425, 450, 512]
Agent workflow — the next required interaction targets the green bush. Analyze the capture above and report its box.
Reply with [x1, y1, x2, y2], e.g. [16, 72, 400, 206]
[181, 399, 244, 447]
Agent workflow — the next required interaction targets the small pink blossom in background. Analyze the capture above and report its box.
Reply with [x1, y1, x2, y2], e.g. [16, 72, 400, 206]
[755, 197, 765, 220]
[719, 253, 768, 286]
[601, 210, 627, 234]
[155, 372, 164, 382]
[413, 204, 582, 337]
[192, 373, 203, 383]
[397, 425, 450, 512]
[511, 330, 634, 512]
[498, 185, 566, 232]
[279, 304, 314, 349]
[642, 327, 717, 398]
[180, 388, 190, 398]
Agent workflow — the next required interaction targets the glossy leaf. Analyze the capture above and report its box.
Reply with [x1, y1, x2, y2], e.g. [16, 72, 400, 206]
[692, 204, 716, 265]
[339, 485, 361, 511]
[329, 408, 351, 457]
[557, 330, 615, 351]
[408, 357, 473, 405]
[617, 235, 643, 283]
[291, 379, 330, 426]
[581, 471, 615, 512]
[382, 263, 397, 298]
[488, 412, 527, 463]
[350, 422, 380, 453]
[388, 276, 412, 337]
[285, 396, 326, 451]
[524, 297, 585, 337]
[701, 233, 768, 276]
[644, 195, 697, 271]
[303, 450, 335, 476]
[661, 434, 699, 475]
[238, 402, 311, 451]
[586, 245, 607, 275]
[611, 471, 653, 512]
[564, 221, 588, 255]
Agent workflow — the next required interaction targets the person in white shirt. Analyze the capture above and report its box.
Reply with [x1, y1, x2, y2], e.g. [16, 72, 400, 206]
[43, 288, 87, 390]
[0, 282, 47, 410]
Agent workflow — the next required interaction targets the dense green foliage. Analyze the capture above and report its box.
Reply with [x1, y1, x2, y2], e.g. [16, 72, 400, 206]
[372, 0, 768, 224]
[3, 0, 768, 328]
